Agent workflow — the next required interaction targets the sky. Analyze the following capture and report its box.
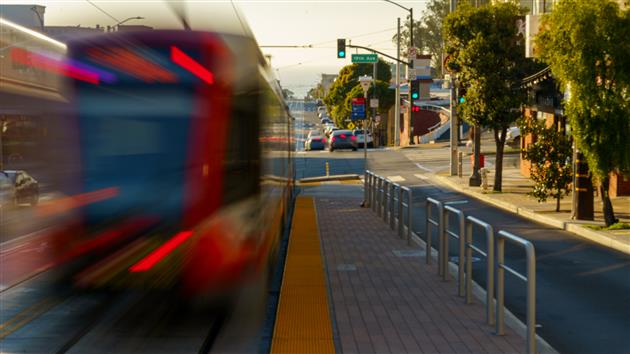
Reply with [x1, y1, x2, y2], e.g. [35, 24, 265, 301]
[3, 0, 428, 97]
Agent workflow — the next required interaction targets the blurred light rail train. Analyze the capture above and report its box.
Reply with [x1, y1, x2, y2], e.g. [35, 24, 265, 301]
[1, 17, 294, 297]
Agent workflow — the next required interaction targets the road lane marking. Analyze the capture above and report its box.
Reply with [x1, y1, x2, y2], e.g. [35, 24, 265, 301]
[414, 174, 429, 180]
[386, 175, 405, 182]
[415, 163, 434, 172]
[0, 297, 62, 339]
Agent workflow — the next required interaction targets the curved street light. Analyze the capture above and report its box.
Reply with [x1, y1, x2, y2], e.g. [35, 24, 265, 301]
[383, 0, 413, 63]
[115, 16, 144, 30]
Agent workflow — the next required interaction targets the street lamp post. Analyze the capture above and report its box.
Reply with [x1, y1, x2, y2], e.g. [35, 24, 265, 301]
[115, 16, 144, 30]
[383, 0, 414, 146]
[383, 0, 413, 62]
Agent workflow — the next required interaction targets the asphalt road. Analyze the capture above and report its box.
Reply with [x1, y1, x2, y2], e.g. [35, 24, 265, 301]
[299, 143, 630, 354]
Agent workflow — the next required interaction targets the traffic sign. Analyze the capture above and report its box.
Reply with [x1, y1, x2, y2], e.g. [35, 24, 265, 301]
[352, 54, 378, 63]
[370, 99, 379, 108]
[347, 122, 356, 130]
[351, 97, 366, 121]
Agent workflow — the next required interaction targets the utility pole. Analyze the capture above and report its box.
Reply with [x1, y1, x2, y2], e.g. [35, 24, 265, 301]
[449, 0, 458, 176]
[372, 61, 378, 148]
[395, 17, 401, 146]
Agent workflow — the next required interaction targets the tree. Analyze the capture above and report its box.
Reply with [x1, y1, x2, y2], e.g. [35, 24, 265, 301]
[536, 0, 630, 226]
[444, 2, 539, 191]
[324, 60, 393, 128]
[282, 88, 294, 99]
[306, 83, 325, 100]
[393, 0, 449, 77]
[521, 119, 573, 212]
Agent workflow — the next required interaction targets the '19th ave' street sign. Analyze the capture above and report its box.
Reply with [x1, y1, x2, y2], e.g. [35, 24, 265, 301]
[352, 54, 378, 63]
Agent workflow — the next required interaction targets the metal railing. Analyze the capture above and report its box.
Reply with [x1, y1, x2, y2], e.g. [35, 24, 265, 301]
[496, 230, 537, 354]
[465, 216, 495, 325]
[443, 205, 466, 294]
[389, 183, 399, 231]
[425, 197, 443, 266]
[363, 177, 540, 352]
[364, 171, 413, 245]
[382, 179, 391, 223]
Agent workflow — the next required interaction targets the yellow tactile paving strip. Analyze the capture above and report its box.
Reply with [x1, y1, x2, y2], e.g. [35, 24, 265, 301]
[271, 197, 335, 354]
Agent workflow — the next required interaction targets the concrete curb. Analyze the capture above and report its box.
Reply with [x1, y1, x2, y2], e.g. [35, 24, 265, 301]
[431, 174, 630, 255]
[298, 174, 360, 183]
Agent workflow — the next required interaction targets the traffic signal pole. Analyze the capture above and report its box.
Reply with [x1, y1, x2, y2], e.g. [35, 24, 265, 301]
[449, 0, 458, 176]
[395, 17, 401, 146]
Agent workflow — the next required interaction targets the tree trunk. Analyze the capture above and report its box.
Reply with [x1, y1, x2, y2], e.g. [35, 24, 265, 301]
[493, 127, 508, 192]
[556, 192, 561, 212]
[600, 176, 616, 226]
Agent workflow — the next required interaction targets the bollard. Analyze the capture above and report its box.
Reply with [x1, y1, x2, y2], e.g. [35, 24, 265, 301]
[458, 151, 463, 178]
[480, 167, 489, 191]
[326, 161, 330, 177]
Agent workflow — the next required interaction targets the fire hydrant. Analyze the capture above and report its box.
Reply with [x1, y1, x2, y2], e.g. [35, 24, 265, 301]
[480, 167, 490, 191]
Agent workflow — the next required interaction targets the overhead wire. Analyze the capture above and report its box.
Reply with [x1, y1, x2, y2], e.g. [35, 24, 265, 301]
[84, 0, 120, 23]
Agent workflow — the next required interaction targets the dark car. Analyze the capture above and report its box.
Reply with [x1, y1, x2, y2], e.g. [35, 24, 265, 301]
[305, 135, 326, 150]
[329, 130, 357, 152]
[2, 170, 39, 206]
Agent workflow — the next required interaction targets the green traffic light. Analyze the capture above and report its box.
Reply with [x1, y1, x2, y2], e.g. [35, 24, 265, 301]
[338, 51, 345, 57]
[411, 92, 419, 99]
[459, 96, 465, 103]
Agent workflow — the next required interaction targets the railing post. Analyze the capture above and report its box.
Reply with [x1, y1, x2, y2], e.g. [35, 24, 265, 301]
[425, 198, 443, 265]
[371, 175, 377, 212]
[381, 179, 388, 220]
[464, 216, 495, 325]
[390, 183, 397, 231]
[406, 187, 413, 246]
[425, 199, 432, 265]
[496, 230, 536, 354]
[497, 236, 505, 336]
[398, 187, 404, 238]
[376, 177, 382, 216]
[363, 171, 369, 208]
[438, 203, 446, 279]
[443, 206, 466, 293]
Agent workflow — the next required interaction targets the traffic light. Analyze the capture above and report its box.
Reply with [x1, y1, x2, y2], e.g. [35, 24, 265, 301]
[458, 86, 467, 104]
[410, 80, 420, 100]
[337, 39, 346, 58]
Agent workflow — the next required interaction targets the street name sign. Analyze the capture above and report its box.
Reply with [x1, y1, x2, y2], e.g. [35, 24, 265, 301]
[352, 54, 378, 63]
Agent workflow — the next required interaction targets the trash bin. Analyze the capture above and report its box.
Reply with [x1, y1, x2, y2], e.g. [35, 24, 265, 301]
[470, 154, 485, 168]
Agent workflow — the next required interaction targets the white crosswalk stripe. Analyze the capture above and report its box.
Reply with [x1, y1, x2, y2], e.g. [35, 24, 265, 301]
[386, 175, 405, 182]
[414, 174, 429, 180]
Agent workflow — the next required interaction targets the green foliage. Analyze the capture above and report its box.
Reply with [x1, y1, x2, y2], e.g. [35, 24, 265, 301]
[443, 2, 540, 191]
[585, 222, 630, 231]
[306, 84, 324, 100]
[393, 0, 449, 77]
[444, 2, 531, 129]
[521, 119, 573, 211]
[281, 88, 294, 99]
[536, 0, 630, 181]
[324, 60, 394, 128]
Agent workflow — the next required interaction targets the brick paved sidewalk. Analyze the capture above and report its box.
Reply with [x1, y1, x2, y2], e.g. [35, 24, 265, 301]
[316, 197, 525, 354]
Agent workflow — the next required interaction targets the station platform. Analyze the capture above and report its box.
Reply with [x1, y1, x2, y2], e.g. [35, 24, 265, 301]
[270, 186, 527, 354]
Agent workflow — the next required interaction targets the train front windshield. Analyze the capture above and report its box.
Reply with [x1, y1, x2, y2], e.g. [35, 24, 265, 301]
[70, 38, 223, 226]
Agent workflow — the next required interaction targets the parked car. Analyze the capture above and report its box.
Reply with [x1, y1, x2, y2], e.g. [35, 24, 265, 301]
[305, 134, 326, 151]
[325, 126, 339, 137]
[0, 172, 16, 207]
[328, 130, 357, 152]
[1, 170, 39, 206]
[353, 129, 373, 148]
[506, 127, 521, 146]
